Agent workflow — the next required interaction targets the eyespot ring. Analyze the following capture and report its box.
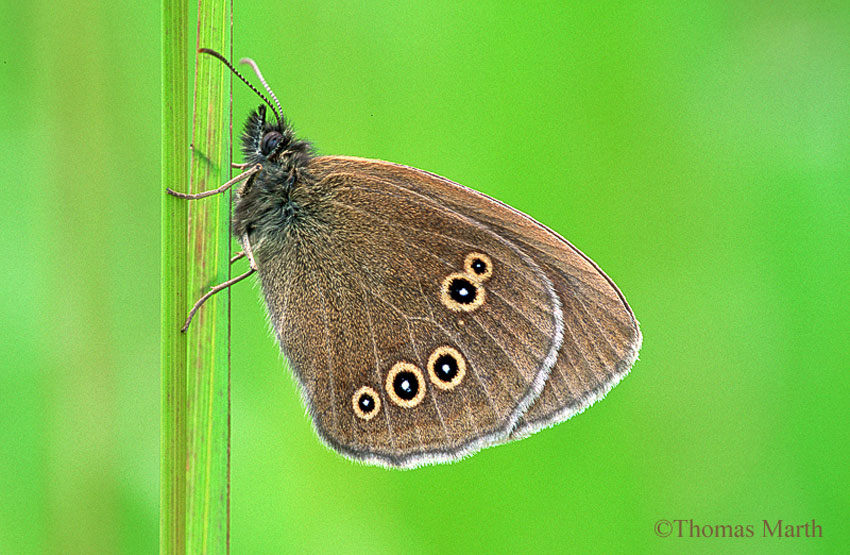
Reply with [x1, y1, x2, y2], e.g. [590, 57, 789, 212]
[427, 346, 467, 390]
[440, 272, 485, 312]
[352, 386, 382, 420]
[464, 252, 493, 281]
[385, 362, 426, 408]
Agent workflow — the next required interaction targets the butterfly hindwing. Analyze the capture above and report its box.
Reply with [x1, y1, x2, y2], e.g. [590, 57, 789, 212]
[255, 157, 564, 467]
[308, 157, 642, 442]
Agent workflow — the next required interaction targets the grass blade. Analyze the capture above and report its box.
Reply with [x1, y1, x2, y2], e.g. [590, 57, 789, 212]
[185, 0, 232, 552]
[160, 0, 189, 552]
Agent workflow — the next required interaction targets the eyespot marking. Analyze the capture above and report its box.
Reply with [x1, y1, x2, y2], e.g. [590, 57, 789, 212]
[464, 252, 493, 281]
[427, 346, 467, 390]
[352, 386, 381, 420]
[440, 272, 485, 312]
[385, 362, 426, 408]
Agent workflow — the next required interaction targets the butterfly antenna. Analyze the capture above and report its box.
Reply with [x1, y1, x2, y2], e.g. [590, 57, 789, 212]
[198, 48, 281, 123]
[239, 57, 284, 127]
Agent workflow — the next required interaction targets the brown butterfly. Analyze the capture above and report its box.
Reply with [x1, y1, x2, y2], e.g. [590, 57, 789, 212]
[170, 49, 641, 468]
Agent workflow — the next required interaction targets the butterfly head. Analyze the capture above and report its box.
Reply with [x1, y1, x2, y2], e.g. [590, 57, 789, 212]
[241, 104, 313, 169]
[194, 49, 318, 256]
[233, 104, 316, 250]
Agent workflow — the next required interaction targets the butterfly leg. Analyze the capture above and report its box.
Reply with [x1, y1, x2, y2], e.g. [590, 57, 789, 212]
[226, 236, 258, 268]
[181, 268, 256, 333]
[170, 167, 263, 331]
[180, 233, 259, 331]
[166, 164, 261, 199]
[239, 232, 258, 270]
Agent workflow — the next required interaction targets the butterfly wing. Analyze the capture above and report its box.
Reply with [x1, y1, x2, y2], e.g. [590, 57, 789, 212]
[254, 155, 640, 467]
[310, 157, 642, 441]
[255, 156, 565, 468]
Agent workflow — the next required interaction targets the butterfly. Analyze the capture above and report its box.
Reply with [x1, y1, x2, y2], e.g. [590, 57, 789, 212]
[169, 49, 641, 469]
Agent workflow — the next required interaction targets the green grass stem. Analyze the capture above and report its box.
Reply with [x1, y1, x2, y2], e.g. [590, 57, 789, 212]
[159, 0, 189, 554]
[162, 0, 231, 552]
[185, 0, 232, 552]
[160, 0, 189, 552]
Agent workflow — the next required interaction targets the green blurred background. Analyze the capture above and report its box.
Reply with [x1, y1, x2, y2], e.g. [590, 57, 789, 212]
[1, 1, 848, 553]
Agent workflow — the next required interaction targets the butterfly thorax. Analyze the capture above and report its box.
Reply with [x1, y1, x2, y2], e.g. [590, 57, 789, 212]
[233, 105, 316, 250]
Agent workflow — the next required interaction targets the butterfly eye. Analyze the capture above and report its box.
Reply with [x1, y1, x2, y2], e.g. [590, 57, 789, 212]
[352, 386, 381, 420]
[260, 131, 283, 156]
[427, 346, 467, 390]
